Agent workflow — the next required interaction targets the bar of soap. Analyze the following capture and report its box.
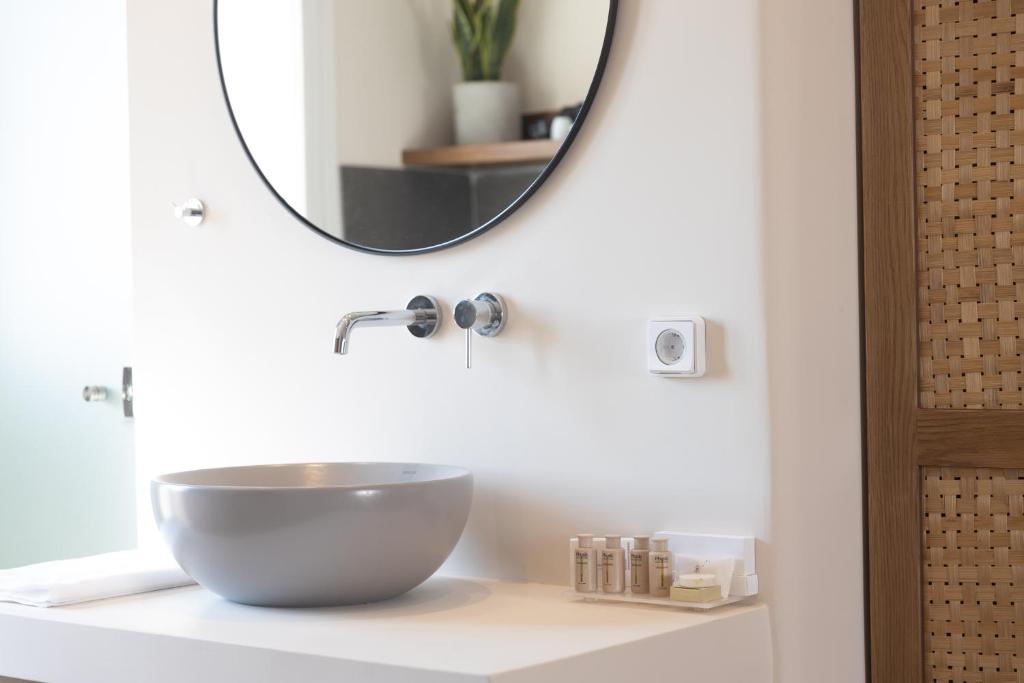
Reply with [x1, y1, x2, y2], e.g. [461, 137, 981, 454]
[674, 573, 718, 588]
[670, 585, 722, 603]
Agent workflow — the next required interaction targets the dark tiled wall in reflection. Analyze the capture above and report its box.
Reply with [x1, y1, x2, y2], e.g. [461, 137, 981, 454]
[340, 164, 544, 251]
[472, 166, 544, 226]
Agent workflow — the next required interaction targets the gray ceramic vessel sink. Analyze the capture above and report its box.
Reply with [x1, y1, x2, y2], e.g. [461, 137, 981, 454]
[151, 462, 472, 607]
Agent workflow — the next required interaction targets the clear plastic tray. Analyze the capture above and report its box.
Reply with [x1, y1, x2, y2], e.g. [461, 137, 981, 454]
[563, 589, 748, 611]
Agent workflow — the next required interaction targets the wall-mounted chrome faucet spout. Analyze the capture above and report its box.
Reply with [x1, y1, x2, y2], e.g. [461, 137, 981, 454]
[333, 295, 441, 355]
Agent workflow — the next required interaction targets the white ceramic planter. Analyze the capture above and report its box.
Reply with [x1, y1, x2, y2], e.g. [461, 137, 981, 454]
[452, 81, 521, 145]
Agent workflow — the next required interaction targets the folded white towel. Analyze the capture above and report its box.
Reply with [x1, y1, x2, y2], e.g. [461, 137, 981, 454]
[0, 549, 195, 607]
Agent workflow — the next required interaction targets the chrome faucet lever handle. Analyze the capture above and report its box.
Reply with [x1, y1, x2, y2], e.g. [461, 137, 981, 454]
[454, 293, 507, 370]
[454, 293, 507, 337]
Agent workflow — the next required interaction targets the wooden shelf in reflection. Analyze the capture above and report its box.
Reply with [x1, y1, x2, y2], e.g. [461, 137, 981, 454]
[401, 139, 561, 167]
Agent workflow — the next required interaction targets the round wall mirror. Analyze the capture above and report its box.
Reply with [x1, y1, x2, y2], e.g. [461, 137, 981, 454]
[214, 0, 617, 255]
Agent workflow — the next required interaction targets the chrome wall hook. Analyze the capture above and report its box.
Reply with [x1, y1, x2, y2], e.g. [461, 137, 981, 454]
[171, 198, 205, 226]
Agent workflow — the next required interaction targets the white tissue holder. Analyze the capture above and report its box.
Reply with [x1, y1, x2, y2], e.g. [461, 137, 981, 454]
[565, 532, 758, 611]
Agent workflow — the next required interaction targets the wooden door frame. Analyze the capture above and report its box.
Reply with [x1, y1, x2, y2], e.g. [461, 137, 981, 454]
[859, 1, 1024, 679]
[859, 0, 921, 679]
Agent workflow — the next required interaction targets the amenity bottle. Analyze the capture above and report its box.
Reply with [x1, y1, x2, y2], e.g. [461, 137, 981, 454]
[649, 537, 673, 597]
[574, 534, 597, 593]
[630, 535, 651, 594]
[600, 535, 625, 593]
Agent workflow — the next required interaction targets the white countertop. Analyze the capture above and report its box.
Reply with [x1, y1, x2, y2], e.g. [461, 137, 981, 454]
[0, 577, 772, 682]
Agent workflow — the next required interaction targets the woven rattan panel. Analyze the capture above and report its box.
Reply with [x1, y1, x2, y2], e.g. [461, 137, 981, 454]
[924, 467, 1024, 682]
[916, 0, 1024, 409]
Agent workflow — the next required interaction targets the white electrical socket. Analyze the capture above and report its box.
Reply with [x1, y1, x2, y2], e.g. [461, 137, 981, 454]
[647, 316, 706, 377]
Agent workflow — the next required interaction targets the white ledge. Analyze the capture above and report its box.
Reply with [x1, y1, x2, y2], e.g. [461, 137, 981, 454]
[0, 577, 772, 682]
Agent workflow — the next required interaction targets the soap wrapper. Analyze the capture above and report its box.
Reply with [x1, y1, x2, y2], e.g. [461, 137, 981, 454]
[674, 556, 736, 598]
[670, 584, 722, 603]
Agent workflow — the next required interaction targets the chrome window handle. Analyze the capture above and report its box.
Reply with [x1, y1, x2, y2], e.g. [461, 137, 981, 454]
[82, 386, 107, 402]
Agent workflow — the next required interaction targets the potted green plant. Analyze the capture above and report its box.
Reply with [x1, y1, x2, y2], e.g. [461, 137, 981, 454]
[450, 0, 521, 145]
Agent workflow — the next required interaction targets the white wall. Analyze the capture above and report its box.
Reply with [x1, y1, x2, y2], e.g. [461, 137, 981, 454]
[759, 0, 863, 679]
[126, 1, 863, 681]
[0, 0, 135, 568]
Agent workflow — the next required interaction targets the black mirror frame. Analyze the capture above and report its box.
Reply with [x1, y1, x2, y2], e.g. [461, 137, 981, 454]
[213, 0, 618, 256]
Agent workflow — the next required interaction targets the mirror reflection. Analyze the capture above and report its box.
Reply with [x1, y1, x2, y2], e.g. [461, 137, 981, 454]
[216, 0, 614, 253]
